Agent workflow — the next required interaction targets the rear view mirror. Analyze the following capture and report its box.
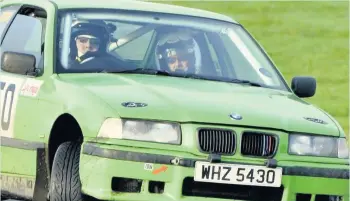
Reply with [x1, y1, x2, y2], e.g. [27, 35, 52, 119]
[291, 76, 316, 98]
[1, 51, 37, 76]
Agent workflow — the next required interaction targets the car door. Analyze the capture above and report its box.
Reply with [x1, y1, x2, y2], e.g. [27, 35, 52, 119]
[0, 3, 49, 199]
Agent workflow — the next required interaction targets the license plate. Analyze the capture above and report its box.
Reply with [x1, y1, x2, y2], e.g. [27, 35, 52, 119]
[194, 161, 282, 187]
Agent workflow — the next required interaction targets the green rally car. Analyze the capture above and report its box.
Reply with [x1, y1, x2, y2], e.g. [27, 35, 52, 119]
[0, 0, 349, 200]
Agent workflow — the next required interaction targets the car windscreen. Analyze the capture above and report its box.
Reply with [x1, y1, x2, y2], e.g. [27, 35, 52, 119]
[56, 9, 289, 91]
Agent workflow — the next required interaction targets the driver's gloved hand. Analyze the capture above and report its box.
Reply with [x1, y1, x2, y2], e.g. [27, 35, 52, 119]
[78, 51, 102, 63]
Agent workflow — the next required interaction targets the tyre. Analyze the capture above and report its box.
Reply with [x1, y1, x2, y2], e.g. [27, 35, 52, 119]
[49, 141, 83, 201]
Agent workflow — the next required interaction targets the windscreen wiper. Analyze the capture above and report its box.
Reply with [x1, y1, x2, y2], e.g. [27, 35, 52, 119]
[108, 68, 170, 76]
[175, 73, 263, 86]
[229, 79, 263, 87]
[173, 73, 219, 81]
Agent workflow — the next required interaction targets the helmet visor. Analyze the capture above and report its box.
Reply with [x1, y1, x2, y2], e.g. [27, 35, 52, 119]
[165, 47, 193, 64]
[76, 34, 101, 47]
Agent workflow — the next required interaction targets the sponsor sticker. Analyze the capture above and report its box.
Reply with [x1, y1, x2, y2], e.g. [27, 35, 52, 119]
[20, 78, 43, 97]
[144, 163, 154, 171]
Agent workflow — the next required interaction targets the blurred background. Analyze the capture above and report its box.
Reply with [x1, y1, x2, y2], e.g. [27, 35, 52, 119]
[153, 1, 349, 136]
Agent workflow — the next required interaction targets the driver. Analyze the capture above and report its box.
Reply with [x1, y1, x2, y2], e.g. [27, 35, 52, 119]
[155, 31, 201, 74]
[69, 20, 111, 65]
[75, 34, 100, 62]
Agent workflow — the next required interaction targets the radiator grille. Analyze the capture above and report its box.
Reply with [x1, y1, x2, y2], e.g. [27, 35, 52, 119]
[198, 128, 235, 155]
[241, 132, 277, 157]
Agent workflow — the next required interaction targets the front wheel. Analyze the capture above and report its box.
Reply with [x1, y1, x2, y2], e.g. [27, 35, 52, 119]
[49, 141, 83, 201]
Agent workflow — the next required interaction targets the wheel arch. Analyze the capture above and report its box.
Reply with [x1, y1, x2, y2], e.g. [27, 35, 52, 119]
[32, 112, 84, 201]
[48, 113, 84, 173]
[34, 94, 118, 200]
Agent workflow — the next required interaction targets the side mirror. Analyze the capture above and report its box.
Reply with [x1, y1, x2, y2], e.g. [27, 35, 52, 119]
[291, 76, 316, 98]
[1, 51, 37, 76]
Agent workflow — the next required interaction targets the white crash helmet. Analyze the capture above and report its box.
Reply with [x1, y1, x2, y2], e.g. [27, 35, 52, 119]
[155, 30, 201, 73]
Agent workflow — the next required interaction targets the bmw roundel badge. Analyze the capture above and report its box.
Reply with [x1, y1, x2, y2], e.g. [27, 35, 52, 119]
[229, 113, 242, 120]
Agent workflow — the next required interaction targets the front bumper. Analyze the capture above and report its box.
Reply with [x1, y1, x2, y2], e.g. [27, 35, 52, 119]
[80, 142, 350, 201]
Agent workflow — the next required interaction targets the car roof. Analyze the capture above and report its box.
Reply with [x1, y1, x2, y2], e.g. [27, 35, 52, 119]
[49, 0, 238, 24]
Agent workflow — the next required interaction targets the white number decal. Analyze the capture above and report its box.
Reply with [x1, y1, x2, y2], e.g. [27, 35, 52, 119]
[0, 81, 15, 130]
[0, 76, 23, 138]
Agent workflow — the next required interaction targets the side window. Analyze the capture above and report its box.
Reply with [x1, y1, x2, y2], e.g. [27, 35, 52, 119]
[0, 7, 47, 75]
[114, 31, 154, 61]
[110, 22, 154, 65]
[0, 5, 20, 40]
[2, 14, 43, 61]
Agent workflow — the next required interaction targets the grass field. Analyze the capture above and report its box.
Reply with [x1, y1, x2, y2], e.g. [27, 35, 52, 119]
[155, 1, 349, 136]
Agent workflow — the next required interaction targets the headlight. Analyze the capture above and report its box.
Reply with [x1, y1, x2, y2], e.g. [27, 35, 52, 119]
[289, 134, 349, 159]
[97, 118, 181, 144]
